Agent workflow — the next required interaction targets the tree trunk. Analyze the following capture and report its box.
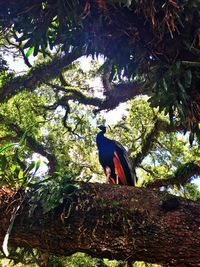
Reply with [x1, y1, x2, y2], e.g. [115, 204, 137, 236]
[0, 183, 200, 266]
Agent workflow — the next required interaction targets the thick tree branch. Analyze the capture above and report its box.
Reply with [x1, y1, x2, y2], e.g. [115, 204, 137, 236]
[100, 82, 144, 111]
[0, 50, 143, 112]
[0, 51, 85, 102]
[159, 121, 185, 133]
[0, 183, 200, 266]
[101, 60, 114, 93]
[146, 161, 200, 188]
[46, 83, 104, 108]
[0, 135, 18, 143]
[47, 81, 143, 112]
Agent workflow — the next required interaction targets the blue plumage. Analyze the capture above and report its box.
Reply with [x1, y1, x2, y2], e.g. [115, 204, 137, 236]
[96, 126, 135, 186]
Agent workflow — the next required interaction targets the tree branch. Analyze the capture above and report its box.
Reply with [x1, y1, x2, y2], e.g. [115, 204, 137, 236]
[0, 135, 18, 143]
[133, 120, 162, 167]
[0, 116, 57, 175]
[13, 125, 57, 175]
[0, 51, 85, 102]
[146, 161, 200, 188]
[101, 60, 114, 94]
[46, 81, 143, 112]
[132, 118, 186, 169]
[0, 183, 200, 266]
[0, 50, 143, 112]
[6, 32, 32, 68]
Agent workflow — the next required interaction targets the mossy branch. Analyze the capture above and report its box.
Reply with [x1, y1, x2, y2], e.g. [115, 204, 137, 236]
[146, 161, 200, 188]
[0, 183, 200, 266]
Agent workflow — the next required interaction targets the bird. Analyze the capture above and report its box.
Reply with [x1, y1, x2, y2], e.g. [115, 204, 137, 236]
[96, 125, 136, 186]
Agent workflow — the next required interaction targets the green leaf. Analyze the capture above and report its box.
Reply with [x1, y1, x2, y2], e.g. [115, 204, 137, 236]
[11, 164, 17, 172]
[162, 78, 168, 91]
[27, 161, 36, 172]
[177, 80, 185, 93]
[25, 46, 34, 58]
[35, 160, 41, 173]
[0, 143, 20, 154]
[184, 70, 192, 88]
[2, 204, 21, 257]
[175, 61, 181, 71]
[18, 170, 24, 179]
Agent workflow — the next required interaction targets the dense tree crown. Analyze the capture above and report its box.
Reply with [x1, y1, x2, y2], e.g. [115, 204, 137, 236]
[0, 0, 199, 266]
[0, 0, 199, 135]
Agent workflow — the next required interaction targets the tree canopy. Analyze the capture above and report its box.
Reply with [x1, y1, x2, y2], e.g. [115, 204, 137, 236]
[0, 0, 199, 137]
[0, 1, 200, 266]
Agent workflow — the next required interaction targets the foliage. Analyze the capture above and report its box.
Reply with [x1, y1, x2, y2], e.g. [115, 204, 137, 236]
[0, 250, 162, 267]
[0, 142, 40, 189]
[46, 253, 115, 267]
[29, 171, 80, 214]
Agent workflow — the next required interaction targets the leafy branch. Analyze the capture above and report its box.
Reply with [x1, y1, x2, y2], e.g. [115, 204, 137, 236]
[133, 119, 162, 167]
[0, 115, 57, 175]
[45, 81, 143, 116]
[146, 161, 200, 188]
[0, 51, 85, 102]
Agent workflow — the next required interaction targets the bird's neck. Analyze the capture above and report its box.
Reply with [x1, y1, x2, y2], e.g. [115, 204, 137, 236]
[96, 132, 113, 149]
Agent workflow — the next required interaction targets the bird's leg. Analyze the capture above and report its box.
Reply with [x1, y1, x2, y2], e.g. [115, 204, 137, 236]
[105, 166, 111, 184]
[116, 175, 119, 184]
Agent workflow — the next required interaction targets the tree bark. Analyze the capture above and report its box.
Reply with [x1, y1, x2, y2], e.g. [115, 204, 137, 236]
[0, 183, 200, 267]
[0, 51, 84, 102]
